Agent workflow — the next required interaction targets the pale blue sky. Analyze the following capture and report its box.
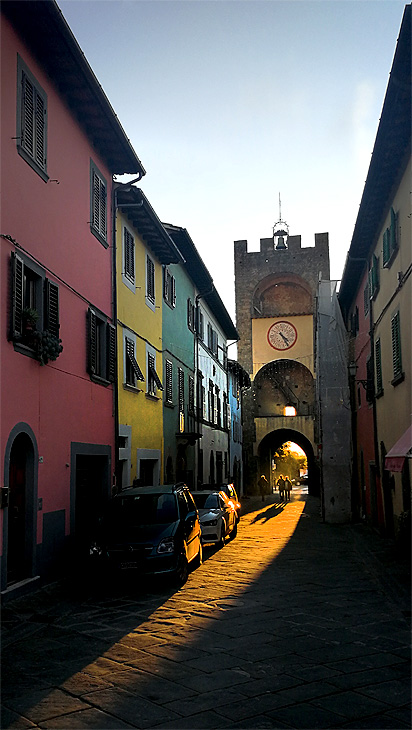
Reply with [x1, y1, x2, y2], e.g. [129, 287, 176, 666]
[58, 0, 407, 320]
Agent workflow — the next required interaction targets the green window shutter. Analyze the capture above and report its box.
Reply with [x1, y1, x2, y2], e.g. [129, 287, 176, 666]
[100, 180, 107, 240]
[188, 375, 195, 413]
[92, 172, 100, 231]
[124, 229, 134, 281]
[375, 338, 383, 394]
[383, 229, 390, 266]
[35, 93, 46, 168]
[22, 73, 35, 157]
[165, 360, 173, 403]
[45, 279, 59, 337]
[391, 312, 402, 379]
[390, 207, 397, 255]
[88, 308, 97, 375]
[178, 368, 184, 412]
[11, 252, 24, 339]
[107, 323, 116, 383]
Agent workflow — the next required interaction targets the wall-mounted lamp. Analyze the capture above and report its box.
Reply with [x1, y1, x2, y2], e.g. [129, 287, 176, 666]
[348, 362, 368, 390]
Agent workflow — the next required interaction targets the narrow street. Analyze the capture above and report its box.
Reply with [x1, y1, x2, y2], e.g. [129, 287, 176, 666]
[2, 491, 411, 730]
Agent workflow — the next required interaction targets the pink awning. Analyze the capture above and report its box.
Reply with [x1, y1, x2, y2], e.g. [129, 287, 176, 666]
[384, 424, 412, 472]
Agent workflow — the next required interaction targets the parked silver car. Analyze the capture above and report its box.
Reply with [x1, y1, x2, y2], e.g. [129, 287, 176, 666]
[192, 490, 237, 546]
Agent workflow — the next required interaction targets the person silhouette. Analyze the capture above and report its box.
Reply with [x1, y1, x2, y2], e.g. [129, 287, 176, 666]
[277, 474, 285, 501]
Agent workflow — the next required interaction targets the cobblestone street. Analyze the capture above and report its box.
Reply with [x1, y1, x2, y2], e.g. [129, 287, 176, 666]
[2, 492, 411, 729]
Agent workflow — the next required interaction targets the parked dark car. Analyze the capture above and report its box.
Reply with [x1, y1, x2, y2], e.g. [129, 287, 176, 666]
[103, 483, 202, 585]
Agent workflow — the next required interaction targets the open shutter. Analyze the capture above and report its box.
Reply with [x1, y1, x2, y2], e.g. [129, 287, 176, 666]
[22, 73, 34, 157]
[390, 207, 397, 255]
[45, 279, 59, 337]
[107, 323, 116, 383]
[88, 308, 97, 374]
[383, 229, 390, 266]
[11, 252, 24, 339]
[391, 312, 402, 379]
[126, 338, 144, 381]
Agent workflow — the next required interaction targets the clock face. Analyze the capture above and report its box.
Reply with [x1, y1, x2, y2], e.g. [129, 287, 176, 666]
[267, 321, 297, 351]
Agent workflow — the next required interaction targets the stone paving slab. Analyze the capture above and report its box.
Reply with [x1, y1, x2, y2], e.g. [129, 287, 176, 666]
[1, 493, 410, 730]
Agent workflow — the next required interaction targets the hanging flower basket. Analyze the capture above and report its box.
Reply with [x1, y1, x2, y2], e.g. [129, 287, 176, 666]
[31, 329, 63, 366]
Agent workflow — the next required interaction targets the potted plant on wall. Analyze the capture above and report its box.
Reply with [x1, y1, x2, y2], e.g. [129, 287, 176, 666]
[21, 307, 39, 334]
[32, 329, 63, 366]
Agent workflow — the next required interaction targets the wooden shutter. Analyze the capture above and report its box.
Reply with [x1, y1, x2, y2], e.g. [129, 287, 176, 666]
[107, 323, 116, 382]
[390, 208, 397, 255]
[35, 93, 46, 168]
[126, 338, 144, 381]
[11, 252, 24, 339]
[100, 179, 107, 239]
[92, 172, 100, 231]
[45, 279, 59, 337]
[383, 229, 390, 266]
[178, 368, 184, 412]
[163, 267, 169, 301]
[22, 73, 34, 157]
[88, 308, 97, 374]
[188, 375, 195, 413]
[391, 312, 402, 378]
[146, 257, 155, 302]
[165, 360, 173, 403]
[124, 229, 134, 281]
[375, 339, 382, 394]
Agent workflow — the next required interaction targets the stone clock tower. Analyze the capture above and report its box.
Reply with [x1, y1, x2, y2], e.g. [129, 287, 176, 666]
[234, 217, 330, 495]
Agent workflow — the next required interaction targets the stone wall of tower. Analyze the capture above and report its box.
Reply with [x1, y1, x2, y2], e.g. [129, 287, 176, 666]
[234, 232, 330, 494]
[234, 233, 330, 373]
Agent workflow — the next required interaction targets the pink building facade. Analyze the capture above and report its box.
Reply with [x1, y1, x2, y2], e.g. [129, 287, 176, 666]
[1, 2, 144, 598]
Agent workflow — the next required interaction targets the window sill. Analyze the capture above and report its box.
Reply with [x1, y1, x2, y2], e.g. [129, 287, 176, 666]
[17, 146, 49, 183]
[391, 372, 405, 387]
[376, 389, 384, 399]
[383, 248, 398, 269]
[90, 226, 109, 249]
[164, 401, 175, 409]
[90, 374, 111, 387]
[145, 392, 160, 401]
[12, 340, 38, 361]
[123, 383, 143, 394]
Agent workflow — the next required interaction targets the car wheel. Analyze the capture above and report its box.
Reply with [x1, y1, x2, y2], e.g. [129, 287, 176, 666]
[174, 553, 189, 586]
[218, 521, 225, 548]
[193, 541, 203, 569]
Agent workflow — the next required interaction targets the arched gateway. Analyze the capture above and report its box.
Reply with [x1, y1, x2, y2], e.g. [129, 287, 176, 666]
[234, 216, 329, 496]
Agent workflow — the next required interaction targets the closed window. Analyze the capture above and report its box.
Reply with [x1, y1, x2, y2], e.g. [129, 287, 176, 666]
[16, 55, 48, 181]
[187, 299, 195, 331]
[375, 338, 383, 396]
[87, 308, 115, 383]
[188, 375, 195, 414]
[178, 368, 184, 413]
[163, 268, 176, 307]
[198, 309, 204, 340]
[90, 161, 107, 246]
[146, 255, 155, 306]
[123, 227, 135, 284]
[207, 323, 218, 357]
[368, 254, 379, 300]
[383, 208, 398, 267]
[391, 311, 403, 382]
[165, 360, 173, 404]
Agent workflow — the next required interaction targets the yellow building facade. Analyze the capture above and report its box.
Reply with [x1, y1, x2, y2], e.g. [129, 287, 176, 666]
[115, 187, 182, 488]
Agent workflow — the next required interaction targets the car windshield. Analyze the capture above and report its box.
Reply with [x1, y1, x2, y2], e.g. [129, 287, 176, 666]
[109, 493, 178, 526]
[193, 493, 219, 509]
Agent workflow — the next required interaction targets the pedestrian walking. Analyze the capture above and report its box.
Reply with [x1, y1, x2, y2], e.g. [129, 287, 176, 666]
[258, 474, 268, 502]
[276, 474, 285, 501]
[284, 476, 292, 501]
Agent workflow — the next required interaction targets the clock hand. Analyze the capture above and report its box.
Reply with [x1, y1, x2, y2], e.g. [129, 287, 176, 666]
[280, 332, 289, 345]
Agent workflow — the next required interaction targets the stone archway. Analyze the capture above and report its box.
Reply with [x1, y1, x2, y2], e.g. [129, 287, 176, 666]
[258, 428, 319, 497]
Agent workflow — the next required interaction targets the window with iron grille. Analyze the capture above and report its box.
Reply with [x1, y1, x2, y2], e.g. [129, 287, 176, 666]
[146, 256, 155, 305]
[391, 311, 403, 382]
[165, 360, 173, 404]
[16, 55, 48, 181]
[125, 336, 144, 387]
[178, 368, 184, 412]
[90, 161, 107, 246]
[88, 308, 115, 383]
[123, 227, 135, 284]
[375, 338, 383, 396]
[163, 268, 176, 307]
[188, 375, 195, 414]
